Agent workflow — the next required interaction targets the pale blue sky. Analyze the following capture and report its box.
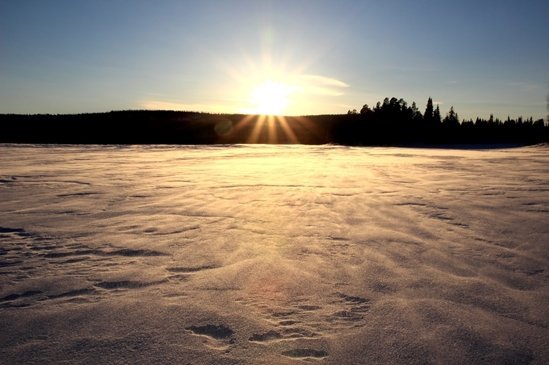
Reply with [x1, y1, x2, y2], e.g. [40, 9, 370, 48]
[1, 0, 547, 119]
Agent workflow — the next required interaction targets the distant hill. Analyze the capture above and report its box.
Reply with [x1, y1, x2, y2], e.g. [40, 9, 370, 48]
[0, 111, 334, 145]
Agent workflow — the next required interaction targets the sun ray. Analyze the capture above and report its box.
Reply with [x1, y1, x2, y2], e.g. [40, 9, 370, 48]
[234, 113, 325, 144]
[247, 114, 267, 143]
[276, 116, 299, 144]
[267, 115, 279, 143]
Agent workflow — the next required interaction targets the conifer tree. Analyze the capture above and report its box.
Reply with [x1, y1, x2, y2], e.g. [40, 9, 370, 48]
[434, 105, 441, 124]
[443, 106, 459, 127]
[424, 97, 434, 124]
[411, 102, 422, 121]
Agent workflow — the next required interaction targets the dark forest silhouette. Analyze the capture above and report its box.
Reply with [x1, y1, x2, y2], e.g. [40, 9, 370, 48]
[341, 97, 546, 145]
[1, 97, 547, 146]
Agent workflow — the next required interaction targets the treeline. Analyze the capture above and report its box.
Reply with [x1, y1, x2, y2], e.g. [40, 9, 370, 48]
[338, 97, 547, 145]
[0, 111, 329, 144]
[0, 97, 547, 145]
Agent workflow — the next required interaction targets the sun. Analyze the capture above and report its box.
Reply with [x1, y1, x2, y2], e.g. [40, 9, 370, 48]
[250, 81, 293, 115]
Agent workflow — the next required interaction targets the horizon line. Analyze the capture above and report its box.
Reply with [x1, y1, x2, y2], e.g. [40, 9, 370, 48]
[0, 108, 545, 121]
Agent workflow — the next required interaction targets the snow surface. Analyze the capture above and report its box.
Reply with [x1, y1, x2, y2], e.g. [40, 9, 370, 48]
[0, 144, 548, 364]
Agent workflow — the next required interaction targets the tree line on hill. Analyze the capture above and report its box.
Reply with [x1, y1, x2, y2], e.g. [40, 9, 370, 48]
[0, 97, 546, 145]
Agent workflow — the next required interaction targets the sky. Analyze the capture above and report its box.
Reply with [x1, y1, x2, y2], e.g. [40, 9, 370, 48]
[1, 0, 548, 119]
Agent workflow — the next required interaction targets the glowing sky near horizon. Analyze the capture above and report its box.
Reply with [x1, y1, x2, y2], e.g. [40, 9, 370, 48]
[0, 0, 547, 119]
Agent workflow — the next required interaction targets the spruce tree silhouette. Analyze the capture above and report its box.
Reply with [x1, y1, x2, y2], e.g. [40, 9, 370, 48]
[434, 105, 441, 124]
[443, 106, 459, 127]
[424, 97, 434, 125]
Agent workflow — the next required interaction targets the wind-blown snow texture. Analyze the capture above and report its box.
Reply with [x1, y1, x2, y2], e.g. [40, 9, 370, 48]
[0, 144, 548, 364]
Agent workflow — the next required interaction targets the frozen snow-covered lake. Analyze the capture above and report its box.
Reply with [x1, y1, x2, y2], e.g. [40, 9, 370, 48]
[1, 144, 548, 364]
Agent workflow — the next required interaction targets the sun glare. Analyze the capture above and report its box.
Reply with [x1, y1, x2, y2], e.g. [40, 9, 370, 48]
[250, 81, 293, 115]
